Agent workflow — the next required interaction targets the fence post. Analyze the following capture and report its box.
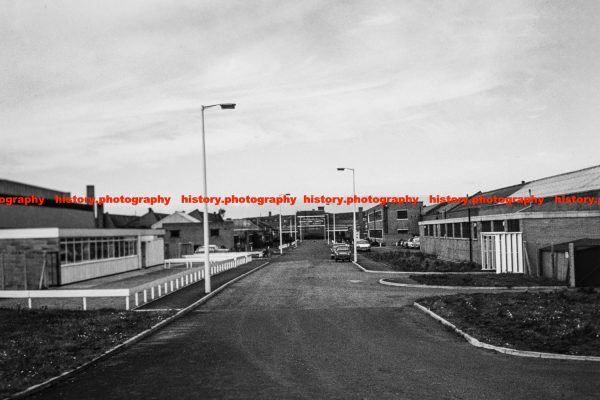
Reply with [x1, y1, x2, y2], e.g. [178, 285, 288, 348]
[23, 254, 28, 290]
[1, 253, 5, 290]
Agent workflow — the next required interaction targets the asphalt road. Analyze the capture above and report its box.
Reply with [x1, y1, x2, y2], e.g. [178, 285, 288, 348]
[30, 241, 600, 400]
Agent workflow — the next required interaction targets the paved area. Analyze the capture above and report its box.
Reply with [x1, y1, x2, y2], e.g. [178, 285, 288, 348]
[29, 241, 600, 400]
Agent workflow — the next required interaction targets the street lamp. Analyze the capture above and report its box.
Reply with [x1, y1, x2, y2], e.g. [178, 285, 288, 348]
[201, 103, 236, 294]
[337, 167, 357, 263]
[279, 193, 290, 255]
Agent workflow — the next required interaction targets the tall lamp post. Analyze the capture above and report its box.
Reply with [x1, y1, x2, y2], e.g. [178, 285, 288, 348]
[201, 103, 235, 293]
[279, 193, 290, 254]
[337, 167, 357, 262]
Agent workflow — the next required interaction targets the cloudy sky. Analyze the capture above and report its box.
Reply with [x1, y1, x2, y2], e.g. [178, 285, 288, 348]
[2, 0, 599, 217]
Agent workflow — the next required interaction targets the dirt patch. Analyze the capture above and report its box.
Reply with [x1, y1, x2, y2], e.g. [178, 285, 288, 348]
[0, 308, 174, 398]
[418, 290, 600, 356]
[406, 273, 564, 287]
[363, 251, 481, 272]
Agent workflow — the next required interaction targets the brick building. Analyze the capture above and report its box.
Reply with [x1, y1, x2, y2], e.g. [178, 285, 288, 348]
[365, 202, 422, 245]
[419, 165, 600, 283]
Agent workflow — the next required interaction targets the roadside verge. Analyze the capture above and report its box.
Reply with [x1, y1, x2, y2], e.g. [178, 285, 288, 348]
[414, 301, 600, 362]
[380, 278, 565, 291]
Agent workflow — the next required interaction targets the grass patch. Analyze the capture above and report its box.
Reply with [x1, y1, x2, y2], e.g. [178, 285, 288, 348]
[418, 290, 600, 356]
[406, 273, 564, 287]
[363, 251, 481, 272]
[0, 308, 174, 398]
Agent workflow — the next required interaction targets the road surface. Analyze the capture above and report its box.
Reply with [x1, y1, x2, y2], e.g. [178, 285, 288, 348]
[30, 241, 600, 399]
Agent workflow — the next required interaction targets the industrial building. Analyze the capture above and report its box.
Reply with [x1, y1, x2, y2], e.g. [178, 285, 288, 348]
[0, 179, 165, 289]
[419, 165, 600, 285]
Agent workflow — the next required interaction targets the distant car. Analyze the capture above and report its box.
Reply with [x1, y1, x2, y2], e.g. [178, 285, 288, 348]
[407, 237, 420, 249]
[334, 245, 352, 262]
[356, 239, 371, 252]
[330, 243, 347, 259]
[194, 245, 229, 254]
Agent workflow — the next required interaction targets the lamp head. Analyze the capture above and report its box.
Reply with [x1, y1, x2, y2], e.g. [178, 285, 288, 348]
[337, 168, 345, 171]
[220, 103, 236, 109]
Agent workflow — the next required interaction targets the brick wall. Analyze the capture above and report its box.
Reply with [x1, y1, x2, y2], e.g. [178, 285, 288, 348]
[0, 238, 60, 289]
[163, 222, 235, 258]
[366, 203, 422, 244]
[522, 217, 600, 276]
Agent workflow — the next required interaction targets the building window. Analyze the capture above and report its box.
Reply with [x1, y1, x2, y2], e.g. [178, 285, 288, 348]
[481, 221, 491, 232]
[440, 224, 446, 237]
[447, 223, 454, 238]
[453, 223, 461, 238]
[170, 230, 180, 238]
[397, 228, 408, 234]
[60, 236, 137, 266]
[369, 229, 383, 238]
[210, 229, 220, 237]
[493, 220, 504, 232]
[472, 223, 478, 240]
[461, 222, 470, 239]
[396, 210, 408, 220]
[506, 219, 520, 232]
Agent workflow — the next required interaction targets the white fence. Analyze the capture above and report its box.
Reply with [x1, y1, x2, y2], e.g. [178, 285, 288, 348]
[0, 255, 253, 311]
[481, 232, 524, 273]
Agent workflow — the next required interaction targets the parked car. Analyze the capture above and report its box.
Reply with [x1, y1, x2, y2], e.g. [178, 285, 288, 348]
[356, 239, 371, 252]
[194, 245, 229, 254]
[396, 239, 409, 247]
[334, 245, 352, 262]
[406, 236, 421, 249]
[330, 243, 347, 259]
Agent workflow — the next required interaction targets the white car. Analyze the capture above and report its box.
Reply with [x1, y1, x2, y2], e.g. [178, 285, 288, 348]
[406, 237, 420, 249]
[355, 239, 371, 252]
[194, 245, 229, 254]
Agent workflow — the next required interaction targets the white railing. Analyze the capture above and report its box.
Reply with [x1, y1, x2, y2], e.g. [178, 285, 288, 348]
[0, 255, 253, 311]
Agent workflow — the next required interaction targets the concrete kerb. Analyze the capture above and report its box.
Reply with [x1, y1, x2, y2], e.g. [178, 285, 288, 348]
[379, 279, 566, 291]
[4, 261, 271, 400]
[353, 260, 496, 275]
[413, 302, 600, 362]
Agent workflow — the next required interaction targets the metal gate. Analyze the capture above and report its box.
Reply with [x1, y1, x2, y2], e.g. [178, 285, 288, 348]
[481, 232, 524, 273]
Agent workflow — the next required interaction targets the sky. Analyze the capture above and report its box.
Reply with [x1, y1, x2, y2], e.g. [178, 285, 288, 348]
[2, 0, 600, 218]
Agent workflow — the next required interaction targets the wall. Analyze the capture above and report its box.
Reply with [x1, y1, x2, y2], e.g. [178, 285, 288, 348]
[60, 256, 139, 284]
[0, 204, 97, 229]
[366, 203, 422, 244]
[521, 217, 600, 276]
[0, 237, 60, 289]
[163, 222, 235, 258]
[143, 238, 164, 268]
[420, 236, 475, 263]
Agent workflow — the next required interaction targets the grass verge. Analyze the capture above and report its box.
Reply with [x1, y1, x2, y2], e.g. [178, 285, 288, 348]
[0, 308, 174, 398]
[418, 290, 600, 356]
[362, 250, 481, 272]
[406, 273, 564, 287]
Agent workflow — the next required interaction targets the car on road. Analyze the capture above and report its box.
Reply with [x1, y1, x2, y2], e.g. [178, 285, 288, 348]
[333, 245, 352, 262]
[355, 239, 371, 252]
[330, 243, 347, 259]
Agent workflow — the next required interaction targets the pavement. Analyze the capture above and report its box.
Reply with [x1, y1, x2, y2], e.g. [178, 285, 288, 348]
[27, 241, 600, 400]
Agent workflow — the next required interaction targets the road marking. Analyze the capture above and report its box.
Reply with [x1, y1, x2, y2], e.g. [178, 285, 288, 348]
[349, 280, 363, 283]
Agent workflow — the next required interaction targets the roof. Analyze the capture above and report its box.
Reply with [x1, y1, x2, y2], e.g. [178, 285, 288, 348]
[511, 164, 600, 198]
[233, 219, 261, 230]
[188, 209, 224, 223]
[104, 213, 139, 229]
[540, 238, 600, 252]
[151, 212, 200, 229]
[0, 178, 70, 198]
